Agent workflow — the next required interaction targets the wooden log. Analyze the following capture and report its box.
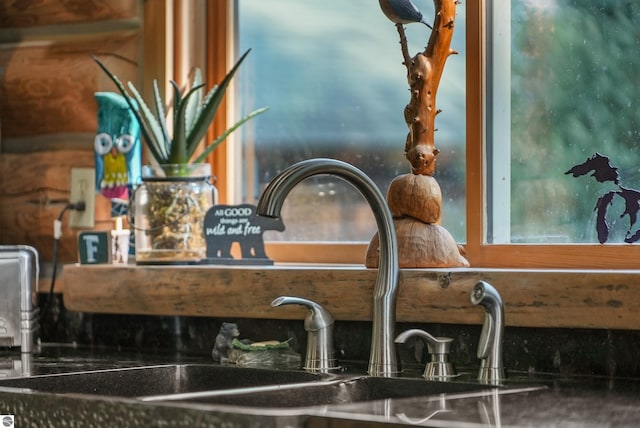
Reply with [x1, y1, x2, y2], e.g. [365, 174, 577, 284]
[369, 172, 466, 268]
[0, 34, 139, 138]
[0, 0, 143, 267]
[0, 146, 112, 263]
[387, 173, 441, 224]
[366, 218, 468, 268]
[63, 264, 640, 330]
[0, 0, 137, 28]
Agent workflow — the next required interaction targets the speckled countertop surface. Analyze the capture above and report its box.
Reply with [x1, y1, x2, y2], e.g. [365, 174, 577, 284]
[0, 344, 639, 427]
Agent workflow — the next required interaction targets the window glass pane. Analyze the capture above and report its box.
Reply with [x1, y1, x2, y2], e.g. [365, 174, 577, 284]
[237, 0, 466, 242]
[490, 0, 640, 244]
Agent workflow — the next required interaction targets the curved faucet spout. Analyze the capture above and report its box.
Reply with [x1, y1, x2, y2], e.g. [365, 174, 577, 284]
[257, 158, 400, 377]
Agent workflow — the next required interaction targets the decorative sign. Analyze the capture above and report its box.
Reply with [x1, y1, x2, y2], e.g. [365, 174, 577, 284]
[78, 231, 111, 264]
[203, 204, 285, 265]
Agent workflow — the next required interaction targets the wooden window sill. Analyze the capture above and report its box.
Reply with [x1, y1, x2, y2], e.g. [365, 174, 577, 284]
[62, 263, 640, 330]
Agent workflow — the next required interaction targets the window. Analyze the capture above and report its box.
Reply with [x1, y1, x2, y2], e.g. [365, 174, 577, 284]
[234, 0, 466, 245]
[487, 0, 640, 245]
[466, 0, 640, 268]
[202, 1, 640, 268]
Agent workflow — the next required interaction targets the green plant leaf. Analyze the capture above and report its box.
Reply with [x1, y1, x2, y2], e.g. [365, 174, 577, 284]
[94, 49, 266, 167]
[127, 81, 168, 164]
[185, 49, 253, 154]
[185, 68, 204, 138]
[153, 79, 172, 160]
[192, 107, 269, 164]
[170, 80, 182, 135]
[171, 83, 206, 164]
[167, 80, 184, 163]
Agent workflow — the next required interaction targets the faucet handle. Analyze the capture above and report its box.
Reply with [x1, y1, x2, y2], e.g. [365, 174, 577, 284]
[395, 329, 457, 380]
[271, 296, 337, 372]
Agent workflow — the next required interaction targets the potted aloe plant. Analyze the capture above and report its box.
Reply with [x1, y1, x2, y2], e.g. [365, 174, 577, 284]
[94, 49, 267, 264]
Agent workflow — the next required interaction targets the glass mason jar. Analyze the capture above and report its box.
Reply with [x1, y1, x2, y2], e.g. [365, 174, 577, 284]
[132, 163, 217, 264]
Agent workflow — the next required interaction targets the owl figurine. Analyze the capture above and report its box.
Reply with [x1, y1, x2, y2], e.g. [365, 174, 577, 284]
[94, 92, 141, 200]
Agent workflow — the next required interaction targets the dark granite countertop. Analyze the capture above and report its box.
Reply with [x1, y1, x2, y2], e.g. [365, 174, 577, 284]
[0, 344, 639, 427]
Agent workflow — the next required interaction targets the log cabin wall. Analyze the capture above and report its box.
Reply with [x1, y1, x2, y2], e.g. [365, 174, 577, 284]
[0, 0, 144, 281]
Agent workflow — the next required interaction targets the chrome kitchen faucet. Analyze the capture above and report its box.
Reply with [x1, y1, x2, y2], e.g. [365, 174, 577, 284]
[257, 158, 400, 377]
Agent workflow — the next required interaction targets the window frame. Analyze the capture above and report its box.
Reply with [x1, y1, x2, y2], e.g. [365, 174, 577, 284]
[465, 0, 640, 269]
[200, 0, 640, 269]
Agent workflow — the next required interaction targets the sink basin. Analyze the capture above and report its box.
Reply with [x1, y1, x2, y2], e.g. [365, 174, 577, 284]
[0, 363, 502, 409]
[141, 375, 495, 408]
[0, 364, 322, 397]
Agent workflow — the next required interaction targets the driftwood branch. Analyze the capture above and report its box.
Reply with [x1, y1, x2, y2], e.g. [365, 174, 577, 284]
[402, 0, 458, 176]
[396, 24, 411, 68]
[367, 0, 467, 268]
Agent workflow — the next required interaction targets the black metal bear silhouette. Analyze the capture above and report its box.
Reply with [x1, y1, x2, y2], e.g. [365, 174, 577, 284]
[204, 204, 285, 264]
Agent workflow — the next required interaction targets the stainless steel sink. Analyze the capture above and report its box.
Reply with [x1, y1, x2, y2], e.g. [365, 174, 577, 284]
[0, 364, 322, 397]
[0, 363, 500, 409]
[141, 375, 495, 408]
